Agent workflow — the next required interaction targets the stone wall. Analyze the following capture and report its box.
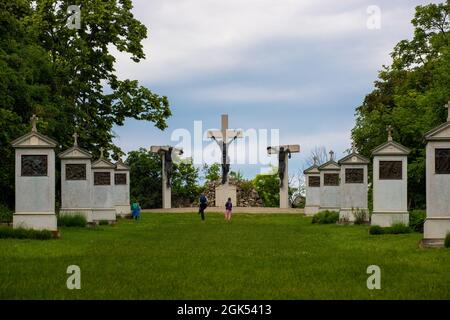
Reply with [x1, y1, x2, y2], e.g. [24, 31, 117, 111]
[202, 179, 264, 207]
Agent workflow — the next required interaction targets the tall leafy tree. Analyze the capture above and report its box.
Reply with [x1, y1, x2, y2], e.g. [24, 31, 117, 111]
[352, 1, 449, 209]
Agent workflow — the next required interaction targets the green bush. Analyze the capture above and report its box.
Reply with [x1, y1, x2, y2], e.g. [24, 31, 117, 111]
[312, 211, 339, 224]
[369, 223, 412, 235]
[445, 233, 450, 248]
[409, 210, 426, 233]
[352, 208, 369, 225]
[0, 204, 13, 223]
[58, 214, 87, 227]
[99, 220, 109, 226]
[0, 226, 52, 240]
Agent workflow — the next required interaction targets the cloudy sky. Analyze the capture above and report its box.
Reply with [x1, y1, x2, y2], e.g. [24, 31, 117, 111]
[112, 0, 438, 178]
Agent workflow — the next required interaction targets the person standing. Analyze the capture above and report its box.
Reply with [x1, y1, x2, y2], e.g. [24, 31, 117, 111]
[131, 202, 141, 220]
[225, 197, 233, 221]
[199, 193, 208, 221]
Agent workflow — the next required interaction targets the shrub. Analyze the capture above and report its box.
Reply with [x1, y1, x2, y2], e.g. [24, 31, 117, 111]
[0, 204, 13, 223]
[99, 220, 109, 226]
[369, 225, 385, 235]
[409, 210, 426, 233]
[312, 211, 339, 224]
[445, 233, 450, 248]
[352, 208, 369, 225]
[0, 226, 52, 240]
[58, 213, 87, 227]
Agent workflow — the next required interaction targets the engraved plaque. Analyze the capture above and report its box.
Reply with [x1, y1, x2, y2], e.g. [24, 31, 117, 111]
[66, 164, 86, 180]
[308, 176, 320, 187]
[21, 155, 47, 176]
[345, 168, 364, 183]
[435, 148, 450, 174]
[94, 172, 110, 185]
[115, 173, 127, 185]
[379, 161, 402, 180]
[324, 173, 339, 186]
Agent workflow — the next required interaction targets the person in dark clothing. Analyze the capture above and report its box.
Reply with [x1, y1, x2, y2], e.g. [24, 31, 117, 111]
[199, 194, 208, 221]
[225, 197, 233, 221]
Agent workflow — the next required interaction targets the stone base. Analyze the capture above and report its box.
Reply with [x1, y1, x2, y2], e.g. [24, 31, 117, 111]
[319, 207, 340, 213]
[60, 208, 93, 223]
[215, 184, 237, 208]
[115, 205, 131, 217]
[371, 212, 409, 227]
[423, 217, 450, 243]
[421, 238, 445, 248]
[92, 208, 116, 222]
[13, 213, 57, 231]
[339, 208, 370, 223]
[304, 205, 320, 216]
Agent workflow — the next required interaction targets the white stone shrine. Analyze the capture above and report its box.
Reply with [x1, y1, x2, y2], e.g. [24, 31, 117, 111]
[114, 159, 131, 217]
[11, 115, 58, 231]
[371, 126, 410, 227]
[267, 144, 300, 209]
[303, 157, 321, 216]
[338, 146, 369, 222]
[318, 151, 341, 212]
[423, 101, 450, 246]
[150, 145, 183, 209]
[91, 148, 116, 222]
[59, 132, 94, 222]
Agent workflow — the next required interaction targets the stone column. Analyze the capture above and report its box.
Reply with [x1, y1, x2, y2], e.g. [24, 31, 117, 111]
[162, 157, 171, 209]
[280, 153, 290, 209]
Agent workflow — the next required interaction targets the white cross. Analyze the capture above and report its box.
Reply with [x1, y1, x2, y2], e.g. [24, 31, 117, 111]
[30, 114, 38, 132]
[386, 125, 393, 142]
[207, 114, 243, 163]
[72, 132, 79, 146]
[99, 147, 104, 159]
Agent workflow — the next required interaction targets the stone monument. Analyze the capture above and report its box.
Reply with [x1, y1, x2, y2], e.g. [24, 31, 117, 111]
[303, 156, 321, 216]
[11, 115, 58, 230]
[267, 144, 300, 209]
[318, 151, 341, 212]
[91, 147, 116, 222]
[58, 132, 94, 222]
[338, 143, 370, 222]
[114, 158, 131, 217]
[423, 101, 450, 246]
[207, 114, 243, 207]
[371, 125, 410, 227]
[150, 146, 183, 209]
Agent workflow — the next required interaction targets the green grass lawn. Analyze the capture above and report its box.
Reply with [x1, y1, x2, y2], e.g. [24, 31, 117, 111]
[0, 213, 449, 300]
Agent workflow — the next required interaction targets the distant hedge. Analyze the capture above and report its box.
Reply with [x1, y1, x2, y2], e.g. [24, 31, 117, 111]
[312, 211, 339, 224]
[0, 227, 53, 240]
[369, 223, 412, 235]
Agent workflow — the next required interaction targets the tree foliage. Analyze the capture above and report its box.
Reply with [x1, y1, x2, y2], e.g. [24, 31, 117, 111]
[352, 1, 450, 209]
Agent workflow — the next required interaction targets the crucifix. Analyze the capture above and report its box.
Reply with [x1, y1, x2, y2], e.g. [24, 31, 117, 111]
[387, 125, 393, 142]
[267, 144, 300, 208]
[72, 132, 79, 147]
[445, 101, 450, 122]
[30, 114, 39, 132]
[150, 145, 183, 209]
[207, 114, 243, 185]
[329, 150, 335, 161]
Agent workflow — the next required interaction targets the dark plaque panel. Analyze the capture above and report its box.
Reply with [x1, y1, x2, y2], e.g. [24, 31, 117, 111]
[308, 176, 320, 187]
[115, 173, 127, 185]
[435, 148, 450, 174]
[379, 161, 402, 180]
[324, 173, 339, 186]
[21, 155, 47, 176]
[94, 172, 110, 185]
[66, 164, 86, 180]
[345, 168, 364, 184]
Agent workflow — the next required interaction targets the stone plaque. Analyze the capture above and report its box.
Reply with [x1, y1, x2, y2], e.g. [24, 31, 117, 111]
[21, 155, 47, 176]
[115, 173, 127, 185]
[435, 148, 450, 174]
[94, 172, 110, 185]
[324, 173, 339, 186]
[379, 161, 402, 180]
[308, 176, 320, 187]
[345, 168, 364, 183]
[66, 164, 86, 180]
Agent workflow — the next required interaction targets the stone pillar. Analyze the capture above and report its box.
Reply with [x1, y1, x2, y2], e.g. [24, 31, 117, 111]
[162, 157, 171, 209]
[280, 153, 290, 209]
[114, 159, 131, 217]
[371, 128, 410, 227]
[91, 148, 116, 222]
[303, 163, 320, 216]
[58, 135, 94, 222]
[318, 152, 341, 212]
[423, 103, 450, 246]
[11, 115, 58, 231]
[215, 183, 237, 208]
[338, 152, 369, 222]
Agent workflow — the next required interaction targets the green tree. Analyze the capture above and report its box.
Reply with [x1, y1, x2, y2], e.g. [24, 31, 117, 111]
[202, 163, 221, 182]
[352, 1, 449, 209]
[172, 158, 200, 206]
[252, 172, 280, 207]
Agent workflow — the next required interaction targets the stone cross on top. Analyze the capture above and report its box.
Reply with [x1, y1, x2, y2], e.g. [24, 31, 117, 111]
[207, 114, 243, 184]
[72, 132, 79, 147]
[329, 150, 335, 161]
[387, 125, 394, 142]
[99, 147, 105, 159]
[30, 114, 39, 132]
[445, 101, 450, 122]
